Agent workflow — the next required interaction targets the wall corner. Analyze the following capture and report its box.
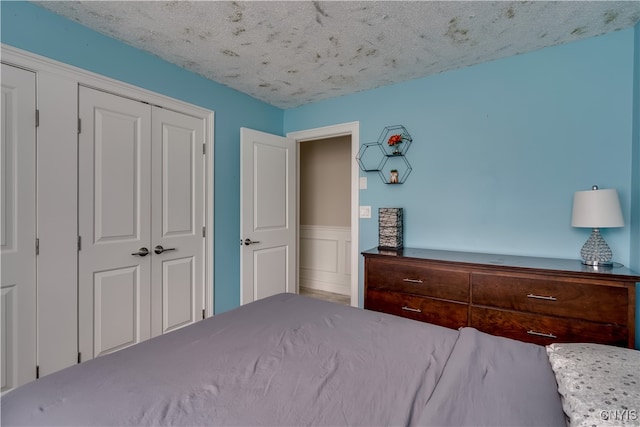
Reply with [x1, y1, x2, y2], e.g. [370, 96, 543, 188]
[630, 22, 640, 349]
[630, 22, 640, 273]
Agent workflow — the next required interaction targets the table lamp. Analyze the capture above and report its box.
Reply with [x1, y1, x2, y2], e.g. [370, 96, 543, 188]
[571, 185, 624, 267]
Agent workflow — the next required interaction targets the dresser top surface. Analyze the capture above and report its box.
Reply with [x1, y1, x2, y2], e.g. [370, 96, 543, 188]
[362, 247, 640, 281]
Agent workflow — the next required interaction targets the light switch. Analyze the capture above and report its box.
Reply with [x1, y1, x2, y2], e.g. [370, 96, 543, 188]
[359, 206, 372, 218]
[359, 177, 368, 190]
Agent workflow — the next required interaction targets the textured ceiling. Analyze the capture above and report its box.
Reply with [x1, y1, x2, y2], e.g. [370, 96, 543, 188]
[36, 1, 640, 109]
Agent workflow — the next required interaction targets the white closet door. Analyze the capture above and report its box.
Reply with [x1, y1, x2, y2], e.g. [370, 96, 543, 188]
[78, 86, 152, 360]
[1, 63, 37, 392]
[150, 107, 204, 336]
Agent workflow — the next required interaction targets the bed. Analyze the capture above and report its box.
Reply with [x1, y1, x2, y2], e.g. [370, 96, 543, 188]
[2, 293, 637, 426]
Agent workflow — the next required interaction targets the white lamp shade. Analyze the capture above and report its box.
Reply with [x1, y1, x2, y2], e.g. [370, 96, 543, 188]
[571, 188, 624, 228]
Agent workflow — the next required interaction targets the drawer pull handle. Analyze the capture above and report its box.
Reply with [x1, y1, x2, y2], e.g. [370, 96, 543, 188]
[526, 293, 557, 301]
[402, 306, 422, 313]
[403, 278, 424, 284]
[527, 330, 557, 339]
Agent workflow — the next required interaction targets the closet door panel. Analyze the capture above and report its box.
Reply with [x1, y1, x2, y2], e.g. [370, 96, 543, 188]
[151, 107, 204, 336]
[162, 257, 195, 332]
[93, 267, 140, 356]
[36, 74, 79, 376]
[0, 63, 36, 392]
[94, 109, 142, 242]
[78, 86, 152, 361]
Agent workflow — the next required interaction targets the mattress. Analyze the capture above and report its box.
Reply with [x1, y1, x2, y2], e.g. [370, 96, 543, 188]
[1, 293, 566, 426]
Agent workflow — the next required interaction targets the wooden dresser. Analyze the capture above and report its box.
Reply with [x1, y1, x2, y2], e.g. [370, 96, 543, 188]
[363, 248, 640, 348]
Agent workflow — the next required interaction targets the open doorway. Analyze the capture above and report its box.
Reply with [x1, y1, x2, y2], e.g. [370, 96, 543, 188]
[298, 136, 351, 306]
[287, 122, 360, 307]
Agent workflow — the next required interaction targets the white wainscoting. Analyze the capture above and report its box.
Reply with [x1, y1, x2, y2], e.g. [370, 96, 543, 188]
[299, 225, 351, 295]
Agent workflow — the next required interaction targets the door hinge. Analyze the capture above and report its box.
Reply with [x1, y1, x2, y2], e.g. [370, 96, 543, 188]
[202, 226, 206, 238]
[36, 365, 40, 379]
[78, 118, 82, 134]
[36, 238, 40, 255]
[35, 109, 40, 128]
[203, 143, 206, 155]
[78, 352, 82, 364]
[77, 235, 82, 251]
[202, 309, 206, 320]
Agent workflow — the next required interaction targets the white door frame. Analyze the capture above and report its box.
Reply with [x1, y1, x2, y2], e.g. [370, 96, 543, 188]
[287, 122, 360, 307]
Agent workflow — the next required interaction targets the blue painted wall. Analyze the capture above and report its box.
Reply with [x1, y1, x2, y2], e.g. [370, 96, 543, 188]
[631, 22, 640, 346]
[1, 1, 283, 314]
[633, 26, 640, 272]
[285, 28, 639, 308]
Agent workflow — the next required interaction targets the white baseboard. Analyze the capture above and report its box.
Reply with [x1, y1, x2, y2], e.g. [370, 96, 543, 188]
[299, 279, 350, 295]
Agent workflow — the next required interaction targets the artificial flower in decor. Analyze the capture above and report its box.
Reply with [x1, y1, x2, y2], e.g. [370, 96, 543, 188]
[388, 134, 403, 146]
[388, 134, 404, 154]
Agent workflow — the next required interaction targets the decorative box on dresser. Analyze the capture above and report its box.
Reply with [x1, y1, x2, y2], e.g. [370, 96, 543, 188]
[363, 248, 640, 348]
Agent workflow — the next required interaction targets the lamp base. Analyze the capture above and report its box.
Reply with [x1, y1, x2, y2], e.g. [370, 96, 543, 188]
[581, 259, 614, 267]
[580, 228, 614, 266]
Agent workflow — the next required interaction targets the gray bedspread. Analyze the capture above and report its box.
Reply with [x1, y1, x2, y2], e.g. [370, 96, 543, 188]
[1, 293, 565, 426]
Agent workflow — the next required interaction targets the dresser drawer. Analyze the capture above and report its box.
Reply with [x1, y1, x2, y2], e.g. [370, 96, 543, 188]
[471, 273, 629, 325]
[366, 288, 468, 329]
[366, 258, 469, 302]
[470, 306, 628, 347]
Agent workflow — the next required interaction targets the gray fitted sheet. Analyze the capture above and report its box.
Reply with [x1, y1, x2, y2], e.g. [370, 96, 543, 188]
[1, 293, 565, 426]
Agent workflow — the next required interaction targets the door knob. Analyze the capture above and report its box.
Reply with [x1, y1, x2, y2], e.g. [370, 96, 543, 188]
[154, 245, 176, 254]
[243, 238, 261, 246]
[131, 247, 150, 257]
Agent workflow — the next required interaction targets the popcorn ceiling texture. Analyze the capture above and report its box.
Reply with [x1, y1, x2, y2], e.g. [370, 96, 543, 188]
[37, 1, 640, 109]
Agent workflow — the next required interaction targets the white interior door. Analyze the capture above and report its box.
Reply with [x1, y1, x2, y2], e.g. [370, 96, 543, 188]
[240, 128, 296, 305]
[151, 106, 204, 336]
[1, 63, 37, 392]
[78, 86, 152, 360]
